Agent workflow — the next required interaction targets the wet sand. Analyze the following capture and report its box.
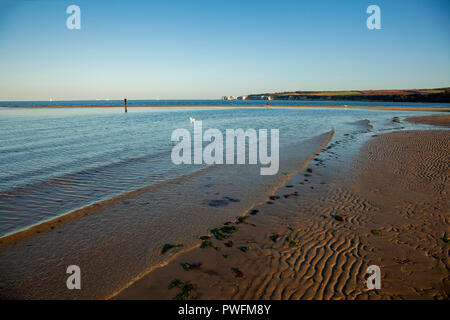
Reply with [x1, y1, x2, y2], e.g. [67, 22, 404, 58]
[116, 117, 449, 300]
[405, 115, 450, 127]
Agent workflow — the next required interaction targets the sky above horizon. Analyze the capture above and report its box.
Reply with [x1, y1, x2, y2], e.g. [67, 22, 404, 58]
[0, 0, 449, 101]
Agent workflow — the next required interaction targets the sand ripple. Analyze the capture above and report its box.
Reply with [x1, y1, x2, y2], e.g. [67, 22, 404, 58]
[116, 129, 449, 300]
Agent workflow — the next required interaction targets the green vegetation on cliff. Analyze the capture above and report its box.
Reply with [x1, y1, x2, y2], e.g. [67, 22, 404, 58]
[246, 88, 450, 103]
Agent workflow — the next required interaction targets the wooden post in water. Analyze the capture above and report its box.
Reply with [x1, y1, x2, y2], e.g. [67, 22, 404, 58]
[124, 98, 128, 112]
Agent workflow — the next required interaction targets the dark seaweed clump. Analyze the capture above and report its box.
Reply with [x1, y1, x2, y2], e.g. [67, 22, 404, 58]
[181, 262, 202, 271]
[210, 225, 239, 240]
[285, 236, 300, 247]
[239, 246, 253, 252]
[224, 240, 234, 247]
[270, 233, 280, 242]
[236, 216, 248, 224]
[168, 279, 194, 300]
[162, 243, 183, 254]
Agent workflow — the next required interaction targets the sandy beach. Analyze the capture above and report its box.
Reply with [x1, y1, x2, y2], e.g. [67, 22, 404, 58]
[115, 115, 449, 300]
[406, 115, 450, 127]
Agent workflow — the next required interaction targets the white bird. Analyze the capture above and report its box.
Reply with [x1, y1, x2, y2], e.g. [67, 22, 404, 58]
[189, 117, 196, 123]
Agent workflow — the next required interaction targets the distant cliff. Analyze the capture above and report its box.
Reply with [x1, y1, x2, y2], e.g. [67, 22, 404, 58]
[246, 88, 450, 103]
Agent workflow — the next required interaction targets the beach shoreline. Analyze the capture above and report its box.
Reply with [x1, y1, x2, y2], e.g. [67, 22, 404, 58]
[0, 115, 448, 300]
[115, 115, 449, 300]
[0, 129, 335, 299]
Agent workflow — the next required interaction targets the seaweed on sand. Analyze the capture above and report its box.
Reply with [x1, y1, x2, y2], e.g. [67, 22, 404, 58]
[285, 236, 300, 247]
[239, 246, 253, 252]
[210, 225, 240, 240]
[168, 279, 183, 289]
[200, 240, 213, 248]
[224, 240, 234, 247]
[168, 279, 195, 300]
[236, 216, 248, 224]
[162, 243, 183, 254]
[181, 262, 202, 271]
[270, 233, 280, 242]
[285, 192, 299, 198]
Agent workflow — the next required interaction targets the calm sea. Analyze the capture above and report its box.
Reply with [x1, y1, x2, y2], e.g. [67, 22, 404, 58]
[1, 99, 450, 108]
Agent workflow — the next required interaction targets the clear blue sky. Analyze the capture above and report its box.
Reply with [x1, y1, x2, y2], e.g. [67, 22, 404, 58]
[0, 0, 449, 100]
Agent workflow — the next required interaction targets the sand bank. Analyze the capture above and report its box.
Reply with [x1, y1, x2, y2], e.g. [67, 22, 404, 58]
[116, 128, 449, 300]
[405, 115, 450, 127]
